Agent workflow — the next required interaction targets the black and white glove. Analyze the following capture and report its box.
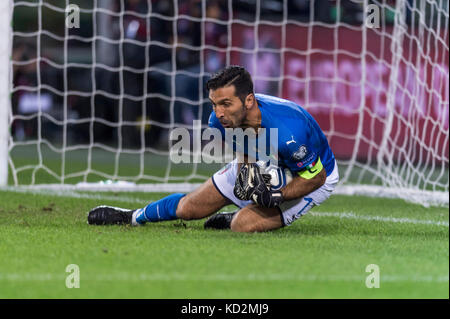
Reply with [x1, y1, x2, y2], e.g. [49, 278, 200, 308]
[246, 163, 284, 208]
[233, 163, 252, 200]
[233, 163, 272, 201]
[234, 163, 284, 208]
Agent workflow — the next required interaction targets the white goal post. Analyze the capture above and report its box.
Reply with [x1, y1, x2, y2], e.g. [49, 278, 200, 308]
[0, 0, 11, 186]
[2, 0, 449, 207]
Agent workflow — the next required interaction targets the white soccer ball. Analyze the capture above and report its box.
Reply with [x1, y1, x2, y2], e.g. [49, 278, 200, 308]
[256, 161, 293, 191]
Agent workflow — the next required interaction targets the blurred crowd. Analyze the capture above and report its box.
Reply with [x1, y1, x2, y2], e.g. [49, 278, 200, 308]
[11, 0, 422, 148]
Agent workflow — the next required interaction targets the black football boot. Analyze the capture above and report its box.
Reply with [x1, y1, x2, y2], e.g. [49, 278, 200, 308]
[87, 206, 135, 225]
[203, 211, 237, 230]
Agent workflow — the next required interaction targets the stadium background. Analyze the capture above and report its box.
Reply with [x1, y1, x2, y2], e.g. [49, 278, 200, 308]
[11, 0, 448, 158]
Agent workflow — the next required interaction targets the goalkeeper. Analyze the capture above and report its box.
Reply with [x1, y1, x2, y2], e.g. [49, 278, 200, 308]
[88, 66, 339, 232]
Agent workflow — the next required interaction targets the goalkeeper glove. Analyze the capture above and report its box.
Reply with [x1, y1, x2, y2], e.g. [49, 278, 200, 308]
[247, 163, 284, 208]
[234, 163, 252, 200]
[233, 163, 273, 201]
[234, 163, 284, 208]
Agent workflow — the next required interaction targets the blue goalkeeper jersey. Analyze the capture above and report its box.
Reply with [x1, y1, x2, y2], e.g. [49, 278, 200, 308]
[208, 93, 336, 176]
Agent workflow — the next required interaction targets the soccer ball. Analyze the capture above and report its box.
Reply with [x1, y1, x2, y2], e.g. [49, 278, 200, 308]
[256, 160, 293, 191]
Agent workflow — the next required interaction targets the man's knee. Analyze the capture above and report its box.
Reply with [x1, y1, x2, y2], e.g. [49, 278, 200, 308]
[230, 207, 283, 233]
[230, 211, 263, 233]
[230, 212, 247, 232]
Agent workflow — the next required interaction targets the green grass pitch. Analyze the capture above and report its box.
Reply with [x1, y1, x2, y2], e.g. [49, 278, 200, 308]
[0, 189, 448, 299]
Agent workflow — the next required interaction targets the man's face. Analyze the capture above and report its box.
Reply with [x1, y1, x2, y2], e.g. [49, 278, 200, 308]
[209, 85, 247, 128]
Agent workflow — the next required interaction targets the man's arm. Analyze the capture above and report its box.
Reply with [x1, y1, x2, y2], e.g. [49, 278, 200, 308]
[280, 168, 326, 201]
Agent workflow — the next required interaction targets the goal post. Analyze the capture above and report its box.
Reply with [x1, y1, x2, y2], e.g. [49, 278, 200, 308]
[0, 0, 11, 186]
[5, 0, 449, 207]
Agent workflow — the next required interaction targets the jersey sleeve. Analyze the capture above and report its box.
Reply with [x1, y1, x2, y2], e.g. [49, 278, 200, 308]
[279, 129, 319, 173]
[284, 144, 318, 172]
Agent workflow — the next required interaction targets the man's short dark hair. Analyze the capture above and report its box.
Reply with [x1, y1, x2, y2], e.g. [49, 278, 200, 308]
[206, 66, 254, 103]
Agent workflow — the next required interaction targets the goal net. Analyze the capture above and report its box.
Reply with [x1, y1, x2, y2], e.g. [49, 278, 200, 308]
[3, 0, 449, 207]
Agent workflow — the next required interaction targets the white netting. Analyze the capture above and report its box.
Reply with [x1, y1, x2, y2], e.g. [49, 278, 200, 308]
[4, 0, 449, 206]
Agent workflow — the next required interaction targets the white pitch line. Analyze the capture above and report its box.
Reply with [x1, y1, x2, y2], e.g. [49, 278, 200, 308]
[0, 272, 448, 283]
[0, 187, 149, 205]
[310, 212, 449, 227]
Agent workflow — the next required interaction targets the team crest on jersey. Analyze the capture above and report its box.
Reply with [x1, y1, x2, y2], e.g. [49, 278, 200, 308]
[291, 145, 308, 161]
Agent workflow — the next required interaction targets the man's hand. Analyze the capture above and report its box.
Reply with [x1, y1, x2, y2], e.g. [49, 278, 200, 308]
[234, 163, 279, 206]
[246, 163, 284, 208]
[234, 163, 283, 208]
[233, 163, 253, 200]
